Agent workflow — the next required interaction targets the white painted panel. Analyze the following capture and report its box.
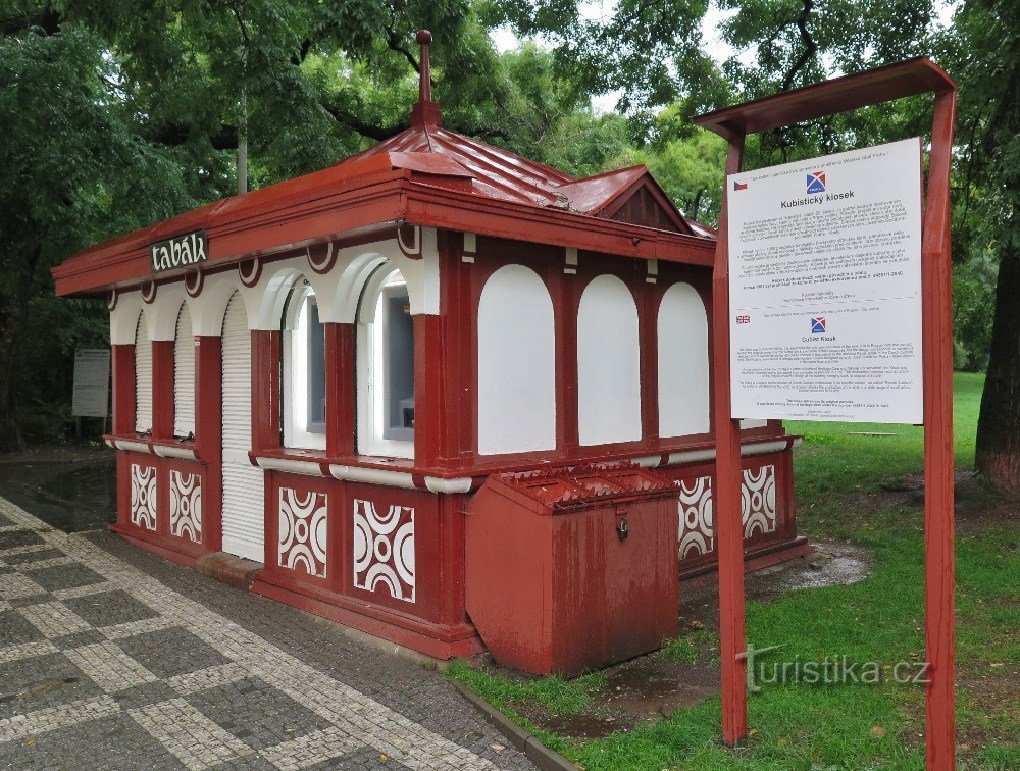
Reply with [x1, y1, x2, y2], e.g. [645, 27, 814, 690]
[741, 419, 768, 429]
[657, 282, 710, 437]
[220, 293, 264, 562]
[577, 274, 642, 446]
[477, 264, 557, 455]
[135, 313, 152, 433]
[173, 304, 196, 437]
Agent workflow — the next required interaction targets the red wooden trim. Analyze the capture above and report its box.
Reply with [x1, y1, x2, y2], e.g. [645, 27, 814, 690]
[54, 180, 714, 298]
[251, 330, 281, 453]
[195, 335, 222, 552]
[922, 89, 957, 770]
[151, 341, 174, 440]
[435, 230, 463, 465]
[111, 345, 136, 436]
[324, 323, 356, 456]
[680, 538, 812, 584]
[596, 173, 694, 235]
[111, 524, 205, 569]
[413, 314, 445, 467]
[558, 262, 579, 455]
[640, 272, 660, 443]
[251, 578, 483, 659]
[711, 137, 749, 748]
[693, 58, 956, 140]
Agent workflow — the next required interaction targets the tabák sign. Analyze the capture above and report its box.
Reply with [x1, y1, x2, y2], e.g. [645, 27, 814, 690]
[150, 230, 208, 273]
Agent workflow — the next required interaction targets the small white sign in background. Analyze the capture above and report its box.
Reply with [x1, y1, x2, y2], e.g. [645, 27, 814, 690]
[72, 349, 110, 418]
[727, 138, 923, 423]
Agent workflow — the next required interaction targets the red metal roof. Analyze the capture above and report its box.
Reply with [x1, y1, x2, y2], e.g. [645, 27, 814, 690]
[53, 34, 713, 297]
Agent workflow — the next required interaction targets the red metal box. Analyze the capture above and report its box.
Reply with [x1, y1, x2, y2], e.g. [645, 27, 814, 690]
[465, 463, 680, 675]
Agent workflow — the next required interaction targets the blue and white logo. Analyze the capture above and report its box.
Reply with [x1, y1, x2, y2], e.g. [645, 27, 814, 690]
[811, 316, 826, 334]
[806, 171, 826, 194]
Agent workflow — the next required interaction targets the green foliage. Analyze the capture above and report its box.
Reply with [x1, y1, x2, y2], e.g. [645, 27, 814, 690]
[613, 124, 728, 225]
[483, 0, 719, 112]
[447, 660, 605, 717]
[659, 630, 719, 663]
[0, 21, 204, 447]
[953, 249, 998, 371]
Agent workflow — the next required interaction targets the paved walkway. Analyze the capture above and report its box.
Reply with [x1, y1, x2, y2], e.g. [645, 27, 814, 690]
[0, 496, 534, 770]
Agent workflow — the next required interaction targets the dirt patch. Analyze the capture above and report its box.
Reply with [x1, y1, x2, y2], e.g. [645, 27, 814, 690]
[492, 652, 721, 741]
[879, 467, 1020, 529]
[679, 541, 872, 631]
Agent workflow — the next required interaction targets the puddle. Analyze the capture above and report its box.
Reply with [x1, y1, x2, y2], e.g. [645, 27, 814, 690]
[0, 455, 116, 532]
[680, 542, 873, 621]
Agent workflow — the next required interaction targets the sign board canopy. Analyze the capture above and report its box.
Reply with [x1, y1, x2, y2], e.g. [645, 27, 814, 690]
[695, 56, 957, 770]
[71, 349, 110, 418]
[727, 138, 923, 423]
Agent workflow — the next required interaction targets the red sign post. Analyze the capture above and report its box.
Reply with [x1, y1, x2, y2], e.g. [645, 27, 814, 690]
[694, 58, 958, 768]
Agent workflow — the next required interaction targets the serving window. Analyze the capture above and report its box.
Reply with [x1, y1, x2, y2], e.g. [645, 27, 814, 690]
[356, 266, 415, 459]
[282, 279, 326, 450]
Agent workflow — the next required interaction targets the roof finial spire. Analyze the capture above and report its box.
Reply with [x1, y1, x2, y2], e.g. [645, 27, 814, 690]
[410, 29, 442, 129]
[417, 29, 432, 103]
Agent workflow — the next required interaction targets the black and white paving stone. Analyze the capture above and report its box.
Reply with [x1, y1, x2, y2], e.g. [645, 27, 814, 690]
[0, 498, 535, 770]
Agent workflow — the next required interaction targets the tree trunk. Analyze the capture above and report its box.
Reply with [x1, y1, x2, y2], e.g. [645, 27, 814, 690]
[975, 250, 1020, 497]
[0, 241, 38, 454]
[0, 289, 26, 453]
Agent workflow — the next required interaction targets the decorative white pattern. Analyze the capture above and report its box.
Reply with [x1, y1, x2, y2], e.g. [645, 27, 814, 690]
[169, 471, 202, 543]
[131, 464, 157, 531]
[278, 488, 327, 578]
[677, 476, 714, 558]
[742, 465, 777, 538]
[675, 464, 778, 557]
[353, 500, 415, 603]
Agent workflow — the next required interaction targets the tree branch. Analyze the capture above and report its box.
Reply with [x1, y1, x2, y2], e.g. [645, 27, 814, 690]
[146, 123, 240, 151]
[321, 103, 407, 141]
[1, 5, 61, 36]
[384, 25, 420, 73]
[781, 0, 817, 92]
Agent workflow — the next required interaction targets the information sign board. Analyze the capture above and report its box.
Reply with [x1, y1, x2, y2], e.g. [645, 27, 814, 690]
[727, 138, 923, 422]
[71, 349, 110, 418]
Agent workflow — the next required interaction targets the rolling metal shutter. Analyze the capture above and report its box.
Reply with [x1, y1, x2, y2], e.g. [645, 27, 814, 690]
[173, 303, 196, 437]
[220, 293, 265, 562]
[135, 314, 152, 433]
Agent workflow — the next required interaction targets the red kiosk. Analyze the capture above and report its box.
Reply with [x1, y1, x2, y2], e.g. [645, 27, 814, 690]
[53, 33, 807, 667]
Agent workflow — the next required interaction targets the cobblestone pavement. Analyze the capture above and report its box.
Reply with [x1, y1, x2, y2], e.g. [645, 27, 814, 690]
[0, 496, 535, 770]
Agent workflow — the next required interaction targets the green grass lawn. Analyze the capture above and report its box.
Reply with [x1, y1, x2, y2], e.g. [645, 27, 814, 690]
[449, 372, 1019, 770]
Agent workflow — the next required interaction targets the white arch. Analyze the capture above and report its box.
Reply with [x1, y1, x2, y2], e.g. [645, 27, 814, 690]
[110, 292, 144, 345]
[657, 282, 710, 437]
[158, 229, 441, 337]
[190, 271, 241, 337]
[146, 282, 187, 341]
[577, 274, 642, 446]
[477, 264, 557, 455]
[324, 230, 441, 323]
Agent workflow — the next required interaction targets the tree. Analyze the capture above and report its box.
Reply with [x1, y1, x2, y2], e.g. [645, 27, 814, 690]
[952, 0, 1020, 495]
[0, 24, 202, 451]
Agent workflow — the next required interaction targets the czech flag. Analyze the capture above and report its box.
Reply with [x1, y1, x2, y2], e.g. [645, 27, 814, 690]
[733, 181, 748, 191]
